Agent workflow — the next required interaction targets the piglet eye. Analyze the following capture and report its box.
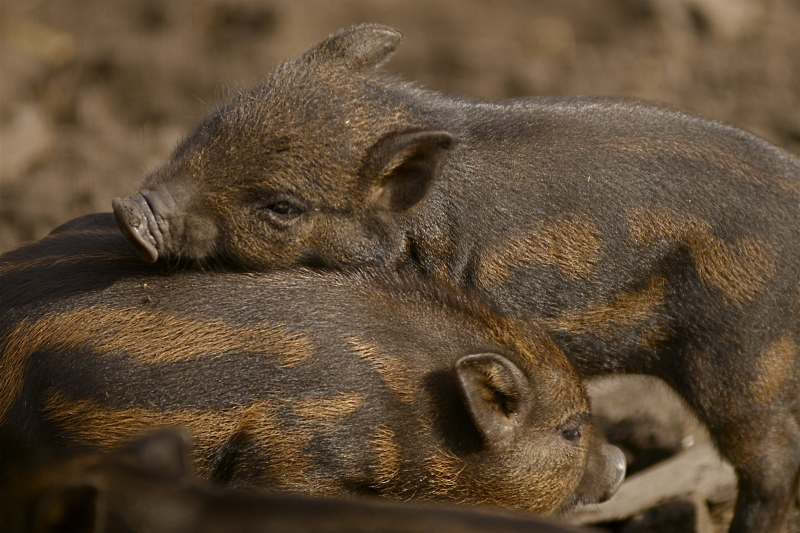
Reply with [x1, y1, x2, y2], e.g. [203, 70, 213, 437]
[256, 197, 304, 228]
[561, 426, 582, 442]
[264, 201, 301, 217]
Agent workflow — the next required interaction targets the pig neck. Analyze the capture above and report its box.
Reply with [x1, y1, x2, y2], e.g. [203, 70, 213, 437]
[402, 96, 554, 288]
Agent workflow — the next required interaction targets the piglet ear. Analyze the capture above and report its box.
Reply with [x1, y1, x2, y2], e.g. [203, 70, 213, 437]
[363, 129, 458, 212]
[455, 353, 532, 444]
[301, 23, 403, 72]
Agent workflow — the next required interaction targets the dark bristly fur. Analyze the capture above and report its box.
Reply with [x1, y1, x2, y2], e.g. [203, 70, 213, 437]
[112, 24, 800, 533]
[0, 215, 624, 517]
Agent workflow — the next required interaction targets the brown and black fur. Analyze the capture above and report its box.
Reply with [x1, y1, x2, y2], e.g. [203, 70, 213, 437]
[112, 25, 800, 533]
[0, 428, 598, 533]
[0, 215, 624, 517]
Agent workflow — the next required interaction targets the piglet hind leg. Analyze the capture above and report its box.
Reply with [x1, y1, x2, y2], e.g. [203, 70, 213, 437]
[694, 385, 800, 533]
[728, 420, 800, 533]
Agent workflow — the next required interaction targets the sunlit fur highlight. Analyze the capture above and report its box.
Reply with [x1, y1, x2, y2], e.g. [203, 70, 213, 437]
[477, 214, 602, 289]
[293, 392, 365, 427]
[346, 336, 415, 404]
[627, 207, 777, 305]
[545, 276, 667, 338]
[423, 447, 466, 500]
[370, 426, 403, 488]
[752, 335, 798, 407]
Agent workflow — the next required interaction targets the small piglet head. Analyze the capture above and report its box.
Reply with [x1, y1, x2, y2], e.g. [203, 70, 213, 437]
[454, 348, 625, 513]
[113, 24, 457, 269]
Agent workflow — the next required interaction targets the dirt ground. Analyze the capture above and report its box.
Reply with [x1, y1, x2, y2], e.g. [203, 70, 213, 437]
[2, 0, 800, 531]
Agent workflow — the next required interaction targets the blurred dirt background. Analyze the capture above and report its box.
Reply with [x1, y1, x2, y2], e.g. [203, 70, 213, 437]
[3, 0, 800, 253]
[2, 0, 800, 531]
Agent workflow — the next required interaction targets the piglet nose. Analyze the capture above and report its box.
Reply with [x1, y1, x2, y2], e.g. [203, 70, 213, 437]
[598, 444, 626, 502]
[113, 195, 160, 263]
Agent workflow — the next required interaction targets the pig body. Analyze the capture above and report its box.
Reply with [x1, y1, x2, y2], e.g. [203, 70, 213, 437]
[0, 428, 598, 533]
[112, 25, 800, 533]
[0, 215, 624, 516]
